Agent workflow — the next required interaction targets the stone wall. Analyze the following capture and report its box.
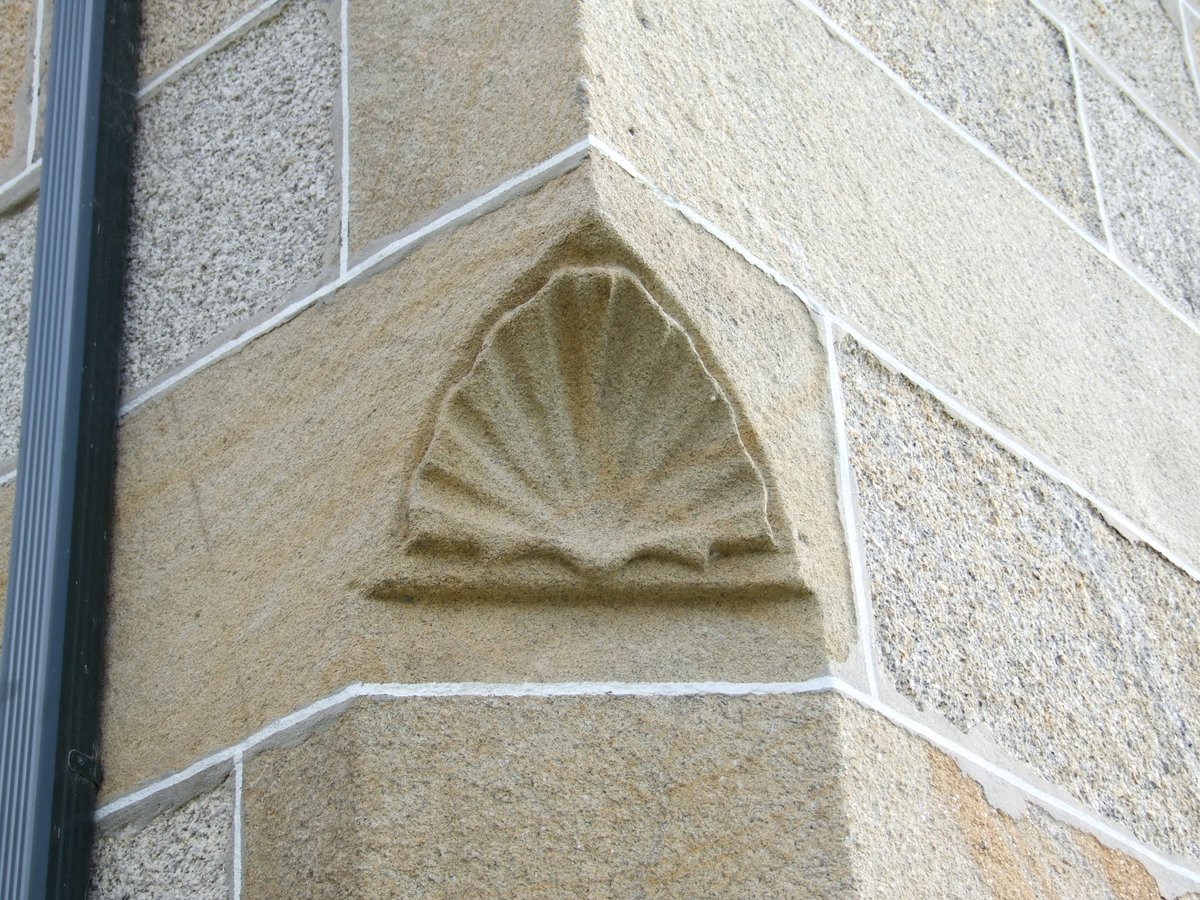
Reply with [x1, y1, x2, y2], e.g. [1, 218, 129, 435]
[0, 0, 1197, 896]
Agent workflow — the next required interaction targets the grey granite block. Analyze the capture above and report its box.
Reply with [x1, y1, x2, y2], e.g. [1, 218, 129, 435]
[122, 0, 338, 395]
[90, 779, 233, 899]
[584, 0, 1200, 572]
[1051, 0, 1200, 141]
[139, 0, 265, 82]
[815, 0, 1102, 235]
[1080, 59, 1200, 318]
[0, 199, 36, 465]
[839, 337, 1200, 862]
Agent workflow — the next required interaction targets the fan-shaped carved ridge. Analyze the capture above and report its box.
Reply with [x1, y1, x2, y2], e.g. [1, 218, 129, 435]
[404, 267, 776, 577]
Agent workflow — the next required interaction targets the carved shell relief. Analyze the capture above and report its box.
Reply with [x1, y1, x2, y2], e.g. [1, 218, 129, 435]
[386, 267, 801, 599]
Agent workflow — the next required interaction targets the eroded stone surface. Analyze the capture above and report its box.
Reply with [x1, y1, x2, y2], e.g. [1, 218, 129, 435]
[1080, 59, 1200, 318]
[243, 693, 855, 897]
[838, 700, 1163, 898]
[102, 164, 848, 801]
[394, 266, 792, 597]
[90, 779, 233, 899]
[839, 337, 1200, 862]
[123, 0, 338, 395]
[582, 0, 1200, 571]
[348, 0, 585, 252]
[815, 0, 1101, 234]
[0, 0, 33, 179]
[236, 691, 1165, 896]
[0, 199, 36, 464]
[1051, 0, 1200, 141]
[139, 0, 266, 81]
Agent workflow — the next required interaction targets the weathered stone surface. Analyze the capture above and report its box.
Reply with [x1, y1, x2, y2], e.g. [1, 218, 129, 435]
[0, 198, 36, 465]
[838, 700, 1163, 898]
[238, 691, 1163, 896]
[839, 337, 1200, 862]
[587, 157, 859, 664]
[243, 693, 856, 897]
[90, 778, 233, 899]
[815, 0, 1101, 234]
[348, 0, 585, 252]
[1050, 0, 1200, 141]
[0, 0, 33, 180]
[385, 266, 799, 601]
[102, 163, 849, 800]
[139, 0, 265, 81]
[1080, 59, 1200, 318]
[582, 0, 1200, 570]
[123, 0, 338, 395]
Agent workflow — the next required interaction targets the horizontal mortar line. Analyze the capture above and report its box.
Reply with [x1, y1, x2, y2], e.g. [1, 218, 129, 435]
[136, 0, 287, 102]
[0, 159, 41, 209]
[587, 136, 1200, 586]
[116, 138, 592, 420]
[91, 677, 1200, 888]
[793, 0, 1200, 336]
[1027, 0, 1200, 164]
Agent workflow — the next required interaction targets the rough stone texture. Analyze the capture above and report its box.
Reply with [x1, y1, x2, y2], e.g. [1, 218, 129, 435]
[1050, 0, 1200, 142]
[139, 0, 265, 81]
[582, 0, 1200, 571]
[101, 163, 851, 800]
[243, 693, 854, 897]
[839, 337, 1200, 862]
[815, 0, 1102, 235]
[123, 0, 338, 395]
[0, 199, 36, 465]
[386, 266, 799, 601]
[348, 0, 585, 253]
[239, 692, 1164, 896]
[0, 0, 33, 181]
[1080, 59, 1200, 318]
[837, 700, 1164, 898]
[90, 778, 233, 899]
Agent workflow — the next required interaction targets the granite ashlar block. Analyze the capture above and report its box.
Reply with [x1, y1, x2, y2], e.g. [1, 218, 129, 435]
[0, 199, 36, 464]
[583, 0, 1200, 570]
[89, 779, 234, 899]
[815, 0, 1102, 235]
[122, 0, 339, 395]
[1079, 59, 1200, 319]
[839, 337, 1200, 862]
[348, 0, 586, 252]
[1052, 0, 1200, 141]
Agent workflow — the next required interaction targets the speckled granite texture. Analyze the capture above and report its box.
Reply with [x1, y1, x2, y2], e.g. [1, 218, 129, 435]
[839, 337, 1200, 863]
[815, 0, 1101, 235]
[1051, 0, 1200, 141]
[89, 779, 233, 899]
[0, 199, 36, 464]
[122, 0, 338, 395]
[1079, 59, 1200, 318]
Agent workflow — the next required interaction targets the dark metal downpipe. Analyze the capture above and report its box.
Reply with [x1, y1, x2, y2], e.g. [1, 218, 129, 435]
[0, 0, 138, 896]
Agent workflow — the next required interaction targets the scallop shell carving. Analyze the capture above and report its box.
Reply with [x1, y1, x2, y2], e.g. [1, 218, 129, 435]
[405, 267, 776, 576]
